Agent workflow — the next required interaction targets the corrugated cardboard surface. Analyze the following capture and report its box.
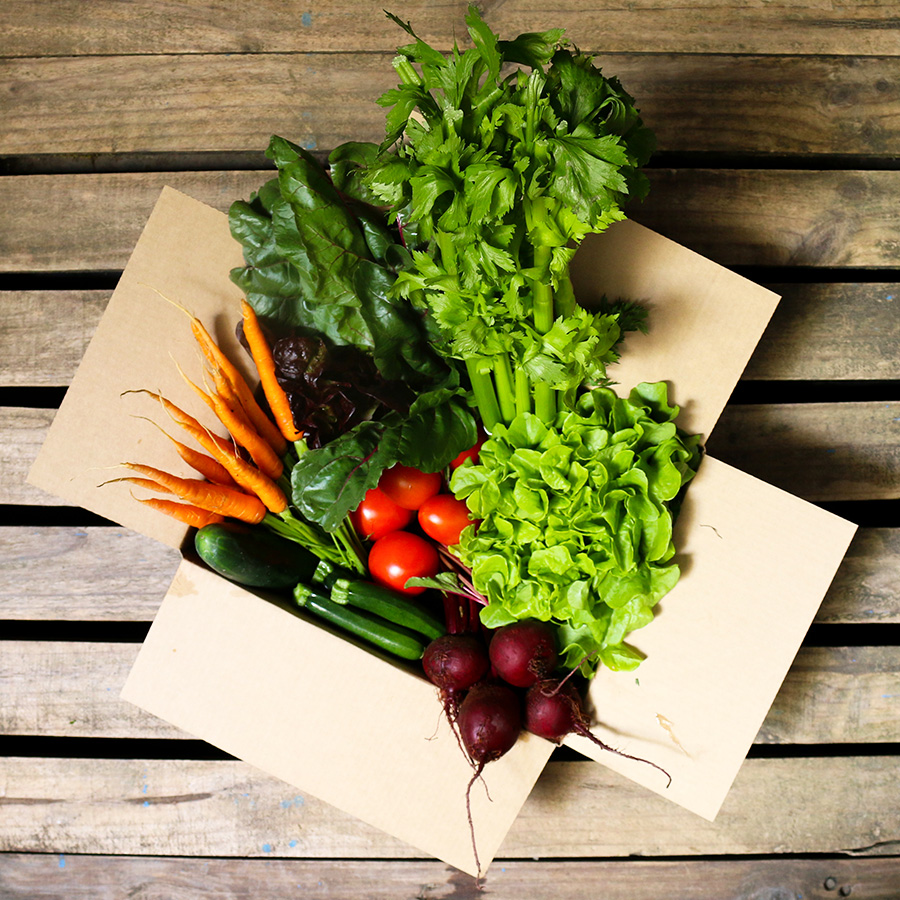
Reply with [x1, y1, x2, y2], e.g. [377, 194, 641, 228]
[569, 456, 856, 820]
[120, 559, 553, 874]
[570, 219, 782, 439]
[29, 186, 857, 873]
[27, 186, 249, 549]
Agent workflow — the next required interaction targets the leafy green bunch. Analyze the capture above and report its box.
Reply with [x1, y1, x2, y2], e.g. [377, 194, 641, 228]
[228, 136, 478, 533]
[449, 382, 702, 674]
[365, 6, 655, 429]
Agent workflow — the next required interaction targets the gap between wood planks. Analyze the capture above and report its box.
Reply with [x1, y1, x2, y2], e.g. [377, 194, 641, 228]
[2, 150, 900, 177]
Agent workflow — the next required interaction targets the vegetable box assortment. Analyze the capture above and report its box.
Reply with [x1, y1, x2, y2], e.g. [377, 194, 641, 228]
[29, 9, 858, 878]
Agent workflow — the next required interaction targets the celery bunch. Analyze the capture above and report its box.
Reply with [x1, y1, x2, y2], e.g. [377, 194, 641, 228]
[365, 6, 654, 430]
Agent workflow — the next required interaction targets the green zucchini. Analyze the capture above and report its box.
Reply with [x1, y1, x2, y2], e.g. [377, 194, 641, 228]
[195, 522, 318, 589]
[293, 583, 427, 661]
[331, 577, 445, 642]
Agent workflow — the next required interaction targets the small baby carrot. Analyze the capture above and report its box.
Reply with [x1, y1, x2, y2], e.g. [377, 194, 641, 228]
[209, 388, 284, 480]
[139, 284, 287, 455]
[240, 298, 303, 442]
[121, 462, 266, 524]
[190, 317, 288, 456]
[133, 496, 225, 529]
[134, 414, 238, 487]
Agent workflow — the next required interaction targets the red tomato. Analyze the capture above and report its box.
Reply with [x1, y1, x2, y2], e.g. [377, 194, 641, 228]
[418, 494, 475, 545]
[450, 433, 487, 469]
[367, 530, 439, 595]
[350, 486, 413, 542]
[378, 463, 442, 510]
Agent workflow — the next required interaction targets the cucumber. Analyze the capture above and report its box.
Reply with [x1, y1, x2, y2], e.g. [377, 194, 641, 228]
[331, 577, 445, 642]
[294, 583, 427, 661]
[195, 522, 318, 589]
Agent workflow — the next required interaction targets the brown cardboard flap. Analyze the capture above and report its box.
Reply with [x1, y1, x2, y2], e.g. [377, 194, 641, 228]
[28, 186, 249, 549]
[570, 220, 782, 439]
[565, 455, 857, 820]
[121, 560, 553, 876]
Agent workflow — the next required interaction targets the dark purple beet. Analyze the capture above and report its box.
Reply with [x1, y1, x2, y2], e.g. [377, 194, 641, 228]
[489, 619, 558, 688]
[457, 682, 522, 767]
[422, 634, 490, 692]
[456, 680, 524, 878]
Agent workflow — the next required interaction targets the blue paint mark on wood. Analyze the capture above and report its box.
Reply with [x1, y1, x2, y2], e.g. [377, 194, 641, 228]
[58, 855, 66, 869]
[301, 11, 312, 26]
[262, 843, 273, 853]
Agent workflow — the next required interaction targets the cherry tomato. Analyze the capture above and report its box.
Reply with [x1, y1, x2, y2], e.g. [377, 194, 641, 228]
[450, 433, 487, 469]
[378, 463, 442, 510]
[350, 486, 413, 542]
[418, 494, 475, 545]
[367, 530, 439, 595]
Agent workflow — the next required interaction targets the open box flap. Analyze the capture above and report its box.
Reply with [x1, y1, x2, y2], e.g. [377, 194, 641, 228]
[27, 186, 249, 549]
[565, 455, 857, 820]
[120, 559, 554, 876]
[570, 219, 782, 439]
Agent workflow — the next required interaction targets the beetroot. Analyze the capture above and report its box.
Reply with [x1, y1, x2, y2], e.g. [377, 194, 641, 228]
[525, 678, 671, 787]
[422, 634, 490, 692]
[489, 619, 558, 687]
[456, 681, 523, 878]
[457, 681, 522, 769]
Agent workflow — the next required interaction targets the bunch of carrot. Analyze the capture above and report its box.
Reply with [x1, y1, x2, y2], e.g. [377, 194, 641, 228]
[107, 293, 365, 572]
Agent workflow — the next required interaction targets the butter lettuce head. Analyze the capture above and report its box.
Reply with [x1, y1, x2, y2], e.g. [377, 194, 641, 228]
[450, 382, 702, 674]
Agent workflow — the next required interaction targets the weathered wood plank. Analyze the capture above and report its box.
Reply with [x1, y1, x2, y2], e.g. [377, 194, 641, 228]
[709, 401, 900, 502]
[4, 0, 898, 56]
[4, 170, 899, 274]
[744, 283, 900, 381]
[0, 171, 269, 274]
[4, 642, 897, 744]
[756, 646, 900, 744]
[0, 291, 109, 388]
[819, 529, 900, 625]
[0, 408, 58, 506]
[1, 1, 464, 57]
[1, 526, 892, 623]
[630, 169, 900, 269]
[5, 283, 898, 388]
[1, 854, 898, 900]
[0, 527, 179, 621]
[0, 756, 896, 858]
[2, 53, 898, 157]
[8, 402, 898, 506]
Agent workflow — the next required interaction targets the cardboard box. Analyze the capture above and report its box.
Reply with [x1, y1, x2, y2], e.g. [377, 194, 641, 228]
[28, 187, 857, 875]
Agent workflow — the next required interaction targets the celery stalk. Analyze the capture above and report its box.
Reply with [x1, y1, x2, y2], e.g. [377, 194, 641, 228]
[466, 359, 503, 433]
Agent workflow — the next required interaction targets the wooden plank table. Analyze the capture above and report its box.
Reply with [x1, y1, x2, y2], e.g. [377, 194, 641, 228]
[2, 2, 899, 896]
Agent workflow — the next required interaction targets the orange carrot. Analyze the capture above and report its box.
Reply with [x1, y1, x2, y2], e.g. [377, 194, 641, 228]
[139, 284, 287, 455]
[159, 416, 287, 514]
[125, 390, 287, 514]
[240, 298, 303, 442]
[197, 441, 288, 514]
[209, 387, 283, 480]
[131, 390, 243, 463]
[176, 367, 283, 481]
[135, 415, 238, 487]
[190, 317, 288, 456]
[122, 462, 267, 524]
[100, 476, 175, 493]
[133, 496, 225, 528]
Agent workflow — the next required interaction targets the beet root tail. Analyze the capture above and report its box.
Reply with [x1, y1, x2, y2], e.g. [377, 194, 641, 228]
[573, 722, 672, 788]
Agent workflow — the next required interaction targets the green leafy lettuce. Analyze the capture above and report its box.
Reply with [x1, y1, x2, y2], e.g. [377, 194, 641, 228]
[450, 382, 701, 675]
